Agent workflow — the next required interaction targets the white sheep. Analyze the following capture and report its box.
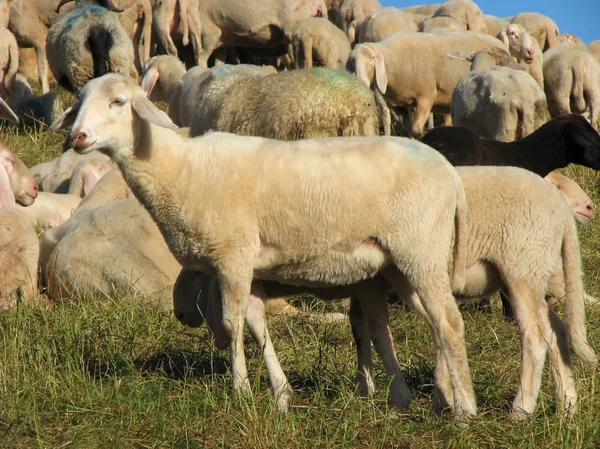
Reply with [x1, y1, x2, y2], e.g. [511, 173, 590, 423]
[189, 68, 380, 140]
[545, 172, 595, 225]
[418, 15, 464, 33]
[51, 73, 478, 420]
[46, 0, 137, 92]
[347, 29, 507, 137]
[0, 143, 39, 206]
[335, 0, 382, 33]
[497, 23, 544, 89]
[589, 40, 600, 65]
[113, 0, 153, 74]
[431, 0, 487, 34]
[451, 66, 548, 142]
[543, 47, 600, 129]
[291, 17, 351, 69]
[0, 152, 39, 309]
[510, 12, 559, 51]
[348, 7, 417, 45]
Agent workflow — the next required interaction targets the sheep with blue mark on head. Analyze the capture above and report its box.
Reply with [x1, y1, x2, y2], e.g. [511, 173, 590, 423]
[45, 0, 137, 93]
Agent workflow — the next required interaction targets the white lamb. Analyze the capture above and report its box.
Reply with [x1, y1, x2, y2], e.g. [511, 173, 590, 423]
[50, 73, 477, 420]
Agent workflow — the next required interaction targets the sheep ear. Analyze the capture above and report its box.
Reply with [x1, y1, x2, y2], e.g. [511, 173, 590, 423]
[0, 163, 16, 208]
[140, 67, 159, 96]
[497, 29, 510, 46]
[347, 20, 358, 44]
[0, 96, 18, 123]
[49, 101, 81, 131]
[374, 51, 388, 94]
[354, 46, 373, 88]
[131, 96, 178, 129]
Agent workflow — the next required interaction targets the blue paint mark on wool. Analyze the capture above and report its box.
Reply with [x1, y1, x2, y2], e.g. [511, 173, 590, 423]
[62, 6, 107, 35]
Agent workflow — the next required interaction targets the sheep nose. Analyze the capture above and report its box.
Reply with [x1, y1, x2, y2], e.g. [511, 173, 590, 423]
[33, 183, 39, 192]
[72, 130, 87, 147]
[587, 203, 594, 212]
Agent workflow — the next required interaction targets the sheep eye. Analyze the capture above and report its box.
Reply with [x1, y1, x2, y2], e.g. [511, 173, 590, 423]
[111, 98, 126, 107]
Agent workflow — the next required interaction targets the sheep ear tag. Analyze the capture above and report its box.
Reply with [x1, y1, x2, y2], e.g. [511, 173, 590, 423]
[131, 96, 178, 129]
[0, 96, 18, 123]
[49, 101, 81, 131]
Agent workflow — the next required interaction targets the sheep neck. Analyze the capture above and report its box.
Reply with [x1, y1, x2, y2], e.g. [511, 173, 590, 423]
[482, 124, 570, 177]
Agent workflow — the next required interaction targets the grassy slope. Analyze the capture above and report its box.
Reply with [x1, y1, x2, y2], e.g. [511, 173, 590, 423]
[0, 86, 599, 449]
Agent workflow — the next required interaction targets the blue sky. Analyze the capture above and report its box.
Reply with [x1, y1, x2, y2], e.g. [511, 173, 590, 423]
[381, 0, 599, 44]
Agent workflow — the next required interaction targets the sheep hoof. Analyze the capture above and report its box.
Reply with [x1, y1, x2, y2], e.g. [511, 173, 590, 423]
[509, 408, 532, 422]
[275, 384, 293, 413]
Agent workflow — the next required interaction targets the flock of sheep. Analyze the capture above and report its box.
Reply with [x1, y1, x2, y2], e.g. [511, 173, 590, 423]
[1, 0, 600, 424]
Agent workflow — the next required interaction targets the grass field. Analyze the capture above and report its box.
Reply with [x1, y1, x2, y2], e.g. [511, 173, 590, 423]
[1, 85, 599, 449]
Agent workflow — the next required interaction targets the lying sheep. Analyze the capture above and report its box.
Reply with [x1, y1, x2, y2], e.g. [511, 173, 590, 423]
[431, 0, 487, 34]
[451, 66, 548, 142]
[510, 12, 559, 52]
[0, 143, 39, 206]
[0, 27, 18, 99]
[543, 47, 600, 129]
[420, 114, 600, 177]
[52, 73, 478, 420]
[347, 29, 507, 137]
[291, 17, 351, 69]
[498, 23, 543, 89]
[190, 68, 380, 140]
[349, 7, 417, 45]
[0, 153, 39, 309]
[3, 74, 63, 129]
[46, 0, 137, 92]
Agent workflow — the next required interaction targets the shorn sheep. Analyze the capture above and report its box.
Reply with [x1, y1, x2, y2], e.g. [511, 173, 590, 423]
[173, 167, 597, 420]
[46, 0, 137, 92]
[189, 68, 380, 140]
[51, 73, 477, 420]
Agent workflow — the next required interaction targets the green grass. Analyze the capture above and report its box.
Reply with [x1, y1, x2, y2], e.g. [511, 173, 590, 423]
[1, 85, 600, 448]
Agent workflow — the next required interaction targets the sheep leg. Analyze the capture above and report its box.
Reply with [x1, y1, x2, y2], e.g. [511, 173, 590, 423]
[546, 308, 577, 417]
[349, 297, 375, 398]
[198, 21, 223, 68]
[34, 44, 50, 94]
[218, 271, 252, 401]
[356, 286, 412, 409]
[374, 89, 392, 136]
[506, 280, 550, 420]
[412, 96, 435, 139]
[245, 282, 292, 412]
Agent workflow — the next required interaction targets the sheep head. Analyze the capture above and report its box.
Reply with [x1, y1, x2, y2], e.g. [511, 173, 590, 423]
[49, 74, 177, 164]
[497, 23, 535, 64]
[0, 145, 39, 206]
[545, 172, 595, 224]
[347, 44, 388, 94]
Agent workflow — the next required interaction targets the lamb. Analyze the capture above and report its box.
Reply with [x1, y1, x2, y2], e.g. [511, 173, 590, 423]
[543, 47, 600, 129]
[347, 29, 507, 137]
[544, 172, 594, 224]
[420, 114, 600, 177]
[189, 68, 380, 140]
[451, 66, 548, 142]
[46, 0, 137, 92]
[510, 12, 559, 51]
[348, 7, 417, 45]
[291, 17, 351, 69]
[0, 27, 18, 99]
[431, 0, 487, 34]
[498, 23, 543, 89]
[0, 151, 39, 309]
[51, 73, 478, 420]
[0, 143, 39, 206]
[3, 74, 63, 129]
[335, 0, 382, 33]
[174, 166, 598, 420]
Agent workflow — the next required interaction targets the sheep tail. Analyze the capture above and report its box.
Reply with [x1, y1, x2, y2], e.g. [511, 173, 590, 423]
[571, 59, 586, 113]
[562, 219, 597, 364]
[88, 24, 115, 78]
[451, 177, 467, 292]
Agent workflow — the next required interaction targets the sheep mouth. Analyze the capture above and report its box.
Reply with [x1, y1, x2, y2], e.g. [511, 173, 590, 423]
[523, 56, 534, 64]
[575, 210, 593, 222]
[73, 140, 97, 153]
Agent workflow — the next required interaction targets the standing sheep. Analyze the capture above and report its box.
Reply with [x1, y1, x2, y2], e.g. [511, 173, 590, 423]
[335, 0, 382, 32]
[510, 12, 559, 52]
[349, 7, 417, 44]
[431, 0, 487, 34]
[347, 29, 507, 137]
[46, 0, 137, 92]
[51, 73, 478, 420]
[451, 66, 548, 142]
[0, 27, 18, 99]
[543, 47, 600, 129]
[190, 68, 380, 139]
[498, 23, 543, 89]
[291, 17, 351, 69]
[113, 0, 153, 73]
